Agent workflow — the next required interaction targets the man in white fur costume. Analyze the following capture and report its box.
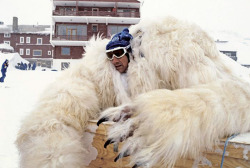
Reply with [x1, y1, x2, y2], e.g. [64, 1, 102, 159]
[16, 16, 250, 168]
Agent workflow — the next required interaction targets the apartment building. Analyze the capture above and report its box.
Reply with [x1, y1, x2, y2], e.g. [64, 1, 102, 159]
[0, 18, 53, 68]
[50, 0, 141, 70]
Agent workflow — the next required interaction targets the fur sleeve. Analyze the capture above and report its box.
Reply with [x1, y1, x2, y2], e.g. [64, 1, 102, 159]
[16, 66, 100, 168]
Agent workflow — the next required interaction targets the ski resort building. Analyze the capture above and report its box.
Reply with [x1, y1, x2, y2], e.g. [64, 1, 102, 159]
[50, 0, 141, 70]
[0, 18, 53, 68]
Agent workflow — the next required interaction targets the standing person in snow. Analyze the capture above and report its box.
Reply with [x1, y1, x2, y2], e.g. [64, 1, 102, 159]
[32, 62, 36, 70]
[20, 62, 24, 70]
[28, 63, 31, 70]
[24, 63, 27, 70]
[0, 59, 9, 83]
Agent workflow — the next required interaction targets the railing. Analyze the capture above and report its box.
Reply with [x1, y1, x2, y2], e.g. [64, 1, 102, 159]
[53, 10, 140, 18]
[52, 35, 88, 41]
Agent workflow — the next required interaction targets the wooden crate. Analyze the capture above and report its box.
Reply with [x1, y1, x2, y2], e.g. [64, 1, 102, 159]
[85, 120, 250, 168]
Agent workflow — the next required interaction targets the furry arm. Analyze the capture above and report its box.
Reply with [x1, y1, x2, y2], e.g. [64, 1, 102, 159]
[99, 79, 250, 167]
[16, 68, 100, 168]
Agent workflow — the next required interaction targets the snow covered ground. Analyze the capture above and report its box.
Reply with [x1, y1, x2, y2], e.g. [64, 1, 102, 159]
[0, 70, 61, 168]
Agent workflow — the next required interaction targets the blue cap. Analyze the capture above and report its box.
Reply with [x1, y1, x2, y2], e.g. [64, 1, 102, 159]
[106, 28, 133, 50]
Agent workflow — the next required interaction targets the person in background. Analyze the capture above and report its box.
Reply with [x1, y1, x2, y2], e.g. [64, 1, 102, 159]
[0, 59, 9, 83]
[20, 62, 24, 70]
[24, 63, 28, 70]
[32, 62, 36, 70]
[28, 63, 31, 70]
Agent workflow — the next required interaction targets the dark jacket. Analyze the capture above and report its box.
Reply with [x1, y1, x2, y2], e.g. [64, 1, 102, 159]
[1, 59, 9, 73]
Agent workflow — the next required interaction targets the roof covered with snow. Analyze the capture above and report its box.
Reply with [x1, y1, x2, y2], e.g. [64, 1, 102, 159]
[9, 25, 50, 34]
[0, 24, 11, 33]
[215, 41, 237, 52]
[0, 24, 50, 34]
[0, 43, 14, 51]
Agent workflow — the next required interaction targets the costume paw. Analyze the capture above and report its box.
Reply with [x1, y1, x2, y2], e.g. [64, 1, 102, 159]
[103, 116, 139, 148]
[97, 104, 134, 126]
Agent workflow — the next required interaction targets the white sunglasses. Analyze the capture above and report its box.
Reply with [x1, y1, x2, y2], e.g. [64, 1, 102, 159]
[106, 46, 130, 60]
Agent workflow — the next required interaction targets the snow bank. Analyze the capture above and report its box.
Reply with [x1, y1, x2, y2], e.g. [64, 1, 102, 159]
[0, 52, 29, 70]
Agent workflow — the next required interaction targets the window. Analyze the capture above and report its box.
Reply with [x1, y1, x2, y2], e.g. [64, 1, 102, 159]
[4, 33, 11, 38]
[61, 47, 70, 55]
[33, 50, 42, 56]
[20, 37, 24, 43]
[65, 7, 76, 15]
[37, 38, 42, 44]
[92, 8, 99, 16]
[92, 24, 98, 32]
[107, 25, 128, 36]
[48, 51, 51, 55]
[26, 49, 30, 55]
[117, 9, 132, 17]
[4, 41, 10, 45]
[57, 25, 87, 36]
[20, 48, 24, 55]
[26, 37, 30, 43]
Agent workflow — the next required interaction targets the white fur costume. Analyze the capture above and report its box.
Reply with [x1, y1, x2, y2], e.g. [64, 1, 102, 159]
[16, 16, 250, 168]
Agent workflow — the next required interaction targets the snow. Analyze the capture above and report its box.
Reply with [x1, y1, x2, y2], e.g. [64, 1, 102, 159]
[0, 44, 14, 51]
[230, 133, 250, 144]
[0, 25, 9, 29]
[0, 70, 61, 168]
[0, 24, 11, 31]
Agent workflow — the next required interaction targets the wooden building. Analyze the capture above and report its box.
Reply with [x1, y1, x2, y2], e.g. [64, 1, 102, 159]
[50, 0, 141, 70]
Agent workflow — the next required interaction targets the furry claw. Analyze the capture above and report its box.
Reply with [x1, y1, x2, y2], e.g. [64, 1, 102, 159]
[104, 139, 114, 148]
[97, 117, 109, 126]
[114, 153, 121, 162]
[132, 163, 140, 168]
[114, 151, 130, 162]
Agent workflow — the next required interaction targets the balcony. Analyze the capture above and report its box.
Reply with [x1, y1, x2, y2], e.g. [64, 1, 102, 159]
[52, 35, 88, 41]
[53, 10, 140, 18]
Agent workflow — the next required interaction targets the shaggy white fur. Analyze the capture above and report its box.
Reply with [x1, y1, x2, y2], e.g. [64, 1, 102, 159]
[16, 16, 250, 168]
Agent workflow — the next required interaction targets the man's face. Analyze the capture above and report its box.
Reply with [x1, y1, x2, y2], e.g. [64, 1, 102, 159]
[111, 54, 129, 73]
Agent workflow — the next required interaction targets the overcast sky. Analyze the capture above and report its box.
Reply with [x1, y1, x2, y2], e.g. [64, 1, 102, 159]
[0, 0, 250, 37]
[141, 0, 250, 37]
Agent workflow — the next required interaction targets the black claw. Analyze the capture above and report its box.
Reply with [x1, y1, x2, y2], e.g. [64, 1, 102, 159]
[132, 164, 139, 168]
[97, 117, 108, 126]
[114, 151, 130, 162]
[104, 139, 114, 148]
[114, 153, 121, 162]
